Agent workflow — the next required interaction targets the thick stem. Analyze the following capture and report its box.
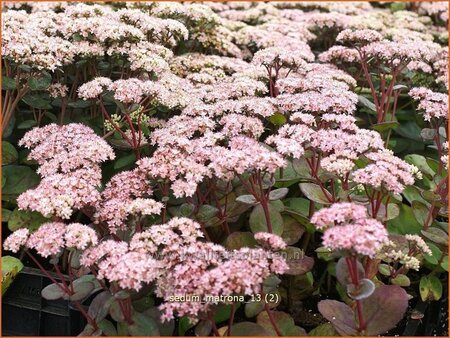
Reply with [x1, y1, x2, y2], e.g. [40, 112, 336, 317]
[26, 251, 68, 293]
[264, 303, 282, 336]
[345, 256, 367, 332]
[207, 312, 220, 337]
[260, 197, 273, 233]
[227, 303, 236, 336]
[72, 300, 98, 330]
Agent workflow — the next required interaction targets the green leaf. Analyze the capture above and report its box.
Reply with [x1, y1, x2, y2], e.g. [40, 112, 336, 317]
[2, 256, 24, 295]
[390, 2, 407, 11]
[274, 161, 301, 188]
[268, 188, 289, 201]
[263, 275, 281, 293]
[196, 204, 219, 224]
[421, 190, 443, 204]
[404, 154, 435, 177]
[2, 142, 18, 165]
[420, 275, 442, 301]
[128, 312, 160, 336]
[2, 165, 40, 202]
[22, 94, 52, 110]
[378, 264, 391, 276]
[88, 291, 113, 322]
[69, 279, 95, 301]
[236, 194, 258, 205]
[358, 95, 376, 111]
[372, 121, 399, 132]
[395, 121, 422, 141]
[270, 200, 284, 212]
[44, 111, 58, 121]
[144, 307, 175, 336]
[132, 294, 154, 312]
[17, 120, 37, 129]
[68, 100, 94, 109]
[440, 256, 448, 271]
[194, 320, 211, 336]
[79, 324, 97, 336]
[391, 274, 411, 287]
[421, 227, 448, 246]
[98, 319, 117, 336]
[299, 183, 331, 204]
[117, 322, 128, 336]
[229, 322, 270, 336]
[387, 204, 422, 235]
[257, 311, 306, 336]
[178, 316, 194, 336]
[393, 84, 408, 91]
[2, 76, 16, 90]
[402, 186, 428, 205]
[269, 112, 287, 126]
[8, 208, 48, 231]
[420, 128, 435, 140]
[249, 204, 284, 235]
[412, 200, 429, 226]
[225, 232, 257, 250]
[245, 300, 264, 318]
[109, 300, 125, 322]
[424, 242, 442, 265]
[41, 283, 66, 300]
[28, 75, 51, 91]
[284, 198, 310, 216]
[426, 158, 441, 174]
[281, 215, 305, 245]
[376, 203, 400, 222]
[113, 154, 136, 169]
[2, 209, 12, 222]
[308, 323, 338, 336]
[214, 303, 240, 323]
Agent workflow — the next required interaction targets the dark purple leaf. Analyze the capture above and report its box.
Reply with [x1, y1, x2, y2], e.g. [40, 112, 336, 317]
[335, 257, 364, 286]
[88, 291, 113, 322]
[284, 247, 314, 275]
[318, 300, 358, 336]
[362, 285, 409, 335]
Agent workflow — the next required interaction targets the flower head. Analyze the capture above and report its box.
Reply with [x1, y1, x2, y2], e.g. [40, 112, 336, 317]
[4, 229, 30, 253]
[254, 232, 287, 250]
[312, 202, 388, 257]
[26, 222, 66, 258]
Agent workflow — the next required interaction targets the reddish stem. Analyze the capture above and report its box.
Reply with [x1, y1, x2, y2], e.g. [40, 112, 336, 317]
[264, 303, 282, 336]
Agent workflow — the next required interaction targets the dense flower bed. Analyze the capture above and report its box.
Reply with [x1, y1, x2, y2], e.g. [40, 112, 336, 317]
[1, 1, 448, 336]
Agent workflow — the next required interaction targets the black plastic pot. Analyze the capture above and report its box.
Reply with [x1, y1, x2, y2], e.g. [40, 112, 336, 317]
[401, 296, 448, 336]
[2, 267, 86, 336]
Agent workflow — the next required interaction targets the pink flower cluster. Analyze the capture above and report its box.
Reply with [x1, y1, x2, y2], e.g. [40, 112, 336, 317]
[19, 123, 114, 176]
[311, 202, 388, 257]
[77, 216, 287, 318]
[94, 168, 159, 232]
[353, 149, 421, 194]
[409, 87, 448, 121]
[17, 168, 102, 219]
[79, 75, 194, 109]
[2, 3, 193, 70]
[17, 124, 114, 218]
[4, 222, 98, 258]
[254, 232, 287, 250]
[157, 243, 288, 321]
